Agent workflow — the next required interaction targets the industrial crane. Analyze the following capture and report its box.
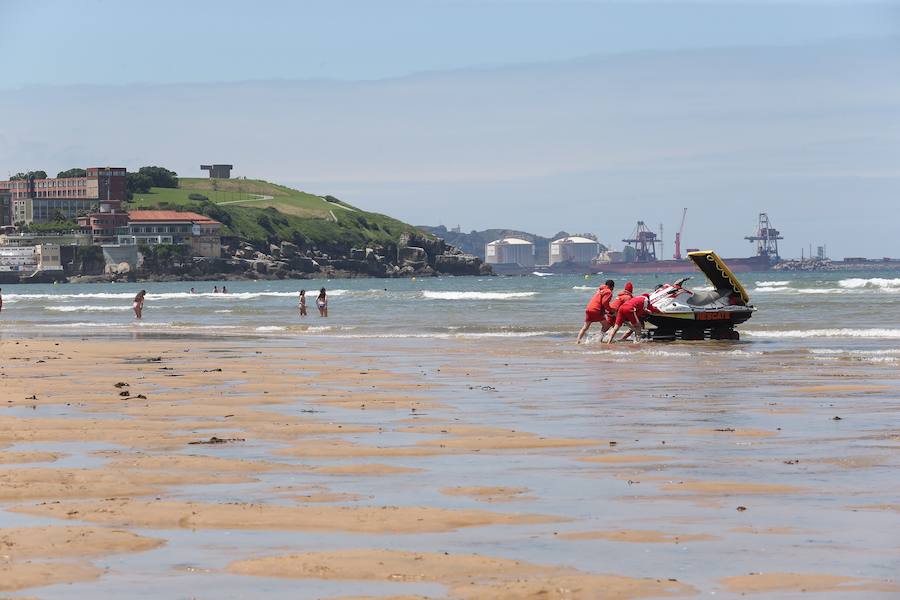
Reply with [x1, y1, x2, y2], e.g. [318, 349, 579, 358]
[673, 208, 687, 260]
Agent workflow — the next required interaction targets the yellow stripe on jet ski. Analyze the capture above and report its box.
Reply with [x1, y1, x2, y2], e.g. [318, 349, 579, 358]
[687, 251, 750, 305]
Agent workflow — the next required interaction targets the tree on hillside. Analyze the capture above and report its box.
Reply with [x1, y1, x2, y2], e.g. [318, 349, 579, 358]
[57, 168, 87, 178]
[10, 170, 48, 180]
[126, 172, 153, 199]
[137, 166, 178, 188]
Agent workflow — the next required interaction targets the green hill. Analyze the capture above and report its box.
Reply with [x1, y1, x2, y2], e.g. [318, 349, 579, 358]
[130, 178, 423, 251]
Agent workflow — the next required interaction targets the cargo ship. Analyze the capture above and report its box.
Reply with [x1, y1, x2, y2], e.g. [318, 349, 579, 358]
[589, 213, 782, 275]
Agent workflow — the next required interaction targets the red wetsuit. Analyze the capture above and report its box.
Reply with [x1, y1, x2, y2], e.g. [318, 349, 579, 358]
[584, 285, 612, 323]
[615, 294, 659, 327]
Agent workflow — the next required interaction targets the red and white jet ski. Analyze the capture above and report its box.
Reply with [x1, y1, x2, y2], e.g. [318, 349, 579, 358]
[645, 250, 756, 340]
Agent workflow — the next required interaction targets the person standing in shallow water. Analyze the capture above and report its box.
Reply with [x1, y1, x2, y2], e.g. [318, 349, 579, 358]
[133, 290, 146, 319]
[316, 287, 328, 317]
[298, 290, 307, 317]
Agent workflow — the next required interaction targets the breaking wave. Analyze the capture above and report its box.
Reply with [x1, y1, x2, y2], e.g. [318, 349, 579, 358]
[421, 291, 537, 300]
[8, 290, 349, 301]
[45, 305, 131, 312]
[838, 278, 900, 290]
[755, 280, 790, 287]
[746, 328, 900, 339]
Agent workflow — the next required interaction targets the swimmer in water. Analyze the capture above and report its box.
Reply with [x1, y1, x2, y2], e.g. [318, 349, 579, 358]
[133, 290, 146, 320]
[298, 289, 307, 317]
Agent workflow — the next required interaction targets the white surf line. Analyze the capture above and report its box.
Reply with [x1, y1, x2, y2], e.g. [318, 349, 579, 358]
[216, 193, 274, 205]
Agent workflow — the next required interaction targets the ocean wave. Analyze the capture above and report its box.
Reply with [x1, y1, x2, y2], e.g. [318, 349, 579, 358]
[421, 291, 537, 300]
[755, 280, 790, 286]
[45, 305, 131, 312]
[342, 331, 553, 339]
[752, 286, 841, 294]
[255, 326, 286, 331]
[572, 286, 595, 290]
[8, 290, 348, 301]
[746, 328, 900, 339]
[810, 348, 900, 356]
[532, 272, 554, 277]
[838, 278, 900, 290]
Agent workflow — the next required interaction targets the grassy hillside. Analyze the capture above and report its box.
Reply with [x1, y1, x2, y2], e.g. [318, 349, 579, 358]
[130, 178, 423, 250]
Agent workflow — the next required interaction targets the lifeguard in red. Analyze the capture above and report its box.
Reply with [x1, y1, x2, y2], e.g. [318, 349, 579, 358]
[576, 279, 616, 343]
[608, 281, 634, 315]
[615, 294, 659, 326]
[584, 284, 612, 324]
[606, 292, 660, 344]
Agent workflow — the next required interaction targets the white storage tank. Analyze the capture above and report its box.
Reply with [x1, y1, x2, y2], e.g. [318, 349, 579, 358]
[485, 237, 535, 267]
[549, 236, 600, 265]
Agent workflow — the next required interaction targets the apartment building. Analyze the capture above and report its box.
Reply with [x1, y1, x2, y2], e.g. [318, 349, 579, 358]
[0, 167, 126, 224]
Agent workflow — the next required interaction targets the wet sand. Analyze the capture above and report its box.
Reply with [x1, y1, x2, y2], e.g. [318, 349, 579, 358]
[1, 336, 898, 598]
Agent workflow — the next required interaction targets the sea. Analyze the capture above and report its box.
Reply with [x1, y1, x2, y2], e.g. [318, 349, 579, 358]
[2, 271, 900, 358]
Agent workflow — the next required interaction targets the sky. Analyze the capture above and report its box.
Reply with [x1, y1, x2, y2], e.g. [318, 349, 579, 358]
[1, 0, 899, 257]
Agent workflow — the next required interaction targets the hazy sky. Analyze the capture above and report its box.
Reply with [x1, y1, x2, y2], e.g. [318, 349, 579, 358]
[2, 0, 899, 257]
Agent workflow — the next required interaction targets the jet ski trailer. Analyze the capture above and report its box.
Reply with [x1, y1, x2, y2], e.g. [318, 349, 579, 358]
[644, 250, 756, 341]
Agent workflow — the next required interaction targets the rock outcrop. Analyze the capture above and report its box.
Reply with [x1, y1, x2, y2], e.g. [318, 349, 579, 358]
[125, 234, 488, 282]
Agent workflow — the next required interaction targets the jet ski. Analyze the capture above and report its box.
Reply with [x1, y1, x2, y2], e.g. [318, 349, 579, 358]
[644, 250, 756, 340]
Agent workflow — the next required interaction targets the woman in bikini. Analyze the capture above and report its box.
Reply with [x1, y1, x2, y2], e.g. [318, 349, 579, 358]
[316, 287, 327, 317]
[133, 290, 146, 320]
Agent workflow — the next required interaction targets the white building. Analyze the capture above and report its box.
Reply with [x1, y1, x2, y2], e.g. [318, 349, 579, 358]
[0, 243, 62, 273]
[485, 237, 535, 267]
[549, 236, 600, 265]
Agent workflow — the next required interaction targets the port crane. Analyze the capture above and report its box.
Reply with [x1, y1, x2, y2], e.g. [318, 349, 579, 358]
[673, 208, 687, 260]
[623, 221, 660, 262]
[745, 212, 782, 261]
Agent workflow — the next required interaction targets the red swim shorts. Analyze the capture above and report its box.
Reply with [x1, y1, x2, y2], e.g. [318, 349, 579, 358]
[584, 309, 605, 323]
[615, 309, 639, 327]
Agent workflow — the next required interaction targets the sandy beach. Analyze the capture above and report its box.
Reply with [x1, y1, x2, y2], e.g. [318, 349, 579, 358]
[0, 329, 897, 599]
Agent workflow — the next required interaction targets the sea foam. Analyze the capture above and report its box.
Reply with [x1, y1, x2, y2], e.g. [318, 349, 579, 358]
[746, 328, 900, 339]
[421, 291, 537, 300]
[838, 278, 900, 290]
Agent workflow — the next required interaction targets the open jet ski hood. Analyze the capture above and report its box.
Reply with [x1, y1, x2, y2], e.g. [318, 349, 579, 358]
[688, 250, 750, 305]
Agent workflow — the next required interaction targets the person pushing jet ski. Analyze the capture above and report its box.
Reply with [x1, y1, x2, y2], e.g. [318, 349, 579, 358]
[577, 279, 616, 344]
[602, 281, 634, 342]
[606, 292, 660, 344]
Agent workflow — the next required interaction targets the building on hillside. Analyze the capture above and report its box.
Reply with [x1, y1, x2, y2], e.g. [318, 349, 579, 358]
[201, 164, 233, 179]
[0, 167, 127, 224]
[0, 191, 12, 228]
[0, 243, 62, 274]
[0, 231, 92, 247]
[76, 201, 130, 244]
[119, 210, 223, 258]
[485, 237, 535, 268]
[549, 236, 600, 265]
